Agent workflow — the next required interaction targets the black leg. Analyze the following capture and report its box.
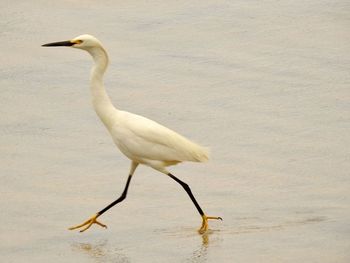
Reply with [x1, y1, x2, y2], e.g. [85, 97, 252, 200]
[168, 173, 205, 216]
[97, 174, 133, 216]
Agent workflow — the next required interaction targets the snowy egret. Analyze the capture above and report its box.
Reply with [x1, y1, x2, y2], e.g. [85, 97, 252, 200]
[42, 34, 222, 234]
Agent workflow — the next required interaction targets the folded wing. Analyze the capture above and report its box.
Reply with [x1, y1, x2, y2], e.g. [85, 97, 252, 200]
[113, 111, 209, 164]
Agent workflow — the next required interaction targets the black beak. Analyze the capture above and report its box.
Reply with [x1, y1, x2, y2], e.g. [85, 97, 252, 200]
[42, 40, 74, 47]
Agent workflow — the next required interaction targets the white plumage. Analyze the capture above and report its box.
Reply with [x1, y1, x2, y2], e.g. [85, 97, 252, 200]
[42, 34, 221, 234]
[110, 110, 209, 170]
[71, 34, 209, 173]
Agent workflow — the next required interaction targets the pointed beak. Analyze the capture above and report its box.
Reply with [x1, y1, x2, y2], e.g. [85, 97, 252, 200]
[42, 40, 74, 47]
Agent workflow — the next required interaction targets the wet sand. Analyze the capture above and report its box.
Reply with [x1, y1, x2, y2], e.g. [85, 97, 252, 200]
[1, 1, 350, 262]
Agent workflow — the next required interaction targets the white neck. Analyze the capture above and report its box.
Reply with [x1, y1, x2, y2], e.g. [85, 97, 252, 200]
[87, 46, 117, 127]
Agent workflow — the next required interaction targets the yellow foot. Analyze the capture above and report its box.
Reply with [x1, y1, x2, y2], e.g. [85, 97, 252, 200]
[69, 214, 107, 232]
[198, 214, 222, 234]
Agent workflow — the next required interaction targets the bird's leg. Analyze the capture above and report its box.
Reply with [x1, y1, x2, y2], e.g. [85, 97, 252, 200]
[69, 173, 134, 232]
[168, 173, 222, 234]
[69, 174, 132, 232]
[69, 162, 138, 232]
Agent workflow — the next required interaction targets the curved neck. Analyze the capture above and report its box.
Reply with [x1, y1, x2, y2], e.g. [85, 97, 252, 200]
[88, 46, 112, 108]
[87, 46, 117, 126]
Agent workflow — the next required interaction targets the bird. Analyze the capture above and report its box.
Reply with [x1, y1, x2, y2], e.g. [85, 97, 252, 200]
[42, 34, 222, 234]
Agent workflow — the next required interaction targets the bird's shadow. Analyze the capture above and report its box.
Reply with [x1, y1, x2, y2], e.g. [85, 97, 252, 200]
[70, 228, 221, 263]
[71, 239, 130, 263]
[187, 230, 222, 263]
[153, 226, 223, 263]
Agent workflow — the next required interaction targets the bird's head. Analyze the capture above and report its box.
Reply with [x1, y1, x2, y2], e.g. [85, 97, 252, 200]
[42, 34, 103, 51]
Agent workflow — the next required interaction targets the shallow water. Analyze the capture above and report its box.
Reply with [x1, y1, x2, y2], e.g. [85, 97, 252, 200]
[1, 1, 350, 262]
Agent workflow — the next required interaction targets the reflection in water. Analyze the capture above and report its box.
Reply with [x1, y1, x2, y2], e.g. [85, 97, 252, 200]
[188, 230, 222, 263]
[188, 232, 209, 263]
[72, 240, 130, 263]
[201, 232, 209, 246]
[69, 216, 325, 262]
[154, 226, 223, 263]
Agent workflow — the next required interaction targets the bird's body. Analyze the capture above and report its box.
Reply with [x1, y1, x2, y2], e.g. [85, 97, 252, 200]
[42, 34, 221, 234]
[84, 36, 208, 173]
[109, 110, 209, 171]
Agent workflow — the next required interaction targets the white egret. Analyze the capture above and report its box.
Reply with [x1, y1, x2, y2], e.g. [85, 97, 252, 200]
[42, 34, 222, 234]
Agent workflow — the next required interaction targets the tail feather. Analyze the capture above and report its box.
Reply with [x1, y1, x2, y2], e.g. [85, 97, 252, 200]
[189, 144, 210, 163]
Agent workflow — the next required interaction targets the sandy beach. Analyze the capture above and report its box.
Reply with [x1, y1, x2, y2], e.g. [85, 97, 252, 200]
[1, 1, 349, 262]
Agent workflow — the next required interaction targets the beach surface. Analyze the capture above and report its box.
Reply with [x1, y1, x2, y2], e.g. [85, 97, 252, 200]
[1, 1, 349, 262]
